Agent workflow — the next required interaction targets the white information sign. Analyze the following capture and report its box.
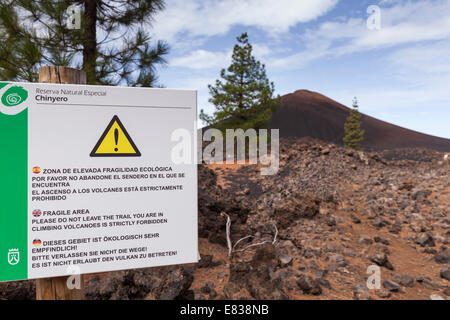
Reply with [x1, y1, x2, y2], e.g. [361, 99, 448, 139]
[0, 82, 198, 281]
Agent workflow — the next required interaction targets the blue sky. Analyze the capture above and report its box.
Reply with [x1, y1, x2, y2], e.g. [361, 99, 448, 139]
[151, 0, 450, 138]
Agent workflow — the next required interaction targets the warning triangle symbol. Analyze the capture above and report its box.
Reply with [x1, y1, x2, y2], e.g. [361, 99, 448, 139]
[90, 115, 141, 157]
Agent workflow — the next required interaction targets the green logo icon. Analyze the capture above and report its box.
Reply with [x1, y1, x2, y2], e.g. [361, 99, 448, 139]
[1, 86, 28, 107]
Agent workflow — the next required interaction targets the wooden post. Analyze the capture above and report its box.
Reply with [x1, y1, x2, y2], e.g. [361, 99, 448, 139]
[36, 66, 86, 300]
[38, 66, 86, 84]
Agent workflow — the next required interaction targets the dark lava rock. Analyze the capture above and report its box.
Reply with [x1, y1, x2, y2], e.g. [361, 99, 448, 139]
[383, 280, 400, 292]
[392, 274, 415, 287]
[424, 247, 437, 254]
[389, 223, 402, 234]
[225, 244, 289, 300]
[443, 287, 450, 296]
[440, 267, 450, 281]
[251, 243, 279, 270]
[297, 274, 322, 295]
[198, 165, 251, 246]
[374, 236, 390, 245]
[197, 254, 221, 268]
[370, 253, 394, 270]
[399, 182, 414, 191]
[375, 288, 391, 299]
[223, 282, 251, 300]
[352, 284, 370, 300]
[272, 193, 320, 229]
[411, 190, 432, 200]
[371, 217, 389, 228]
[350, 214, 361, 224]
[415, 232, 435, 247]
[200, 285, 211, 294]
[303, 249, 315, 259]
[325, 215, 337, 227]
[434, 253, 450, 264]
[199, 202, 250, 246]
[318, 278, 332, 290]
[416, 275, 431, 283]
[197, 254, 213, 268]
[209, 289, 218, 299]
[85, 266, 193, 300]
[194, 292, 206, 300]
[358, 235, 373, 245]
[416, 275, 443, 290]
[0, 280, 35, 300]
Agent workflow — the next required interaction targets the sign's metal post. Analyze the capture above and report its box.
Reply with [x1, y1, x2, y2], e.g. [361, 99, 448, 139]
[36, 66, 86, 300]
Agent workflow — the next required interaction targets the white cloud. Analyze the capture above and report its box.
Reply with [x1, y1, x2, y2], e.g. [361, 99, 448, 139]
[171, 50, 232, 69]
[170, 42, 277, 70]
[387, 41, 450, 82]
[182, 75, 215, 108]
[153, 0, 338, 43]
[252, 43, 271, 59]
[323, 36, 450, 138]
[271, 0, 450, 68]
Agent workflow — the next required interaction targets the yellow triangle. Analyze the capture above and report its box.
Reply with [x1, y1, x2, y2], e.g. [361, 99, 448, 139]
[90, 115, 141, 157]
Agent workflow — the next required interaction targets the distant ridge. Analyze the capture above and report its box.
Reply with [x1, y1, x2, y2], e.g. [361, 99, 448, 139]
[269, 90, 450, 152]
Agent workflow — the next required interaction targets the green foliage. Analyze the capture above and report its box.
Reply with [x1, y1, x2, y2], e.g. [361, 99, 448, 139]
[0, 0, 168, 86]
[200, 33, 281, 130]
[343, 97, 365, 150]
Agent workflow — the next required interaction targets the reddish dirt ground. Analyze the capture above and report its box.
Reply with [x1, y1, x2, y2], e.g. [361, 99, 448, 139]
[193, 159, 449, 300]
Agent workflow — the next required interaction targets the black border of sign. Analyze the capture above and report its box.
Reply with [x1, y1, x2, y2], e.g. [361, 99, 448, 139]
[90, 115, 142, 157]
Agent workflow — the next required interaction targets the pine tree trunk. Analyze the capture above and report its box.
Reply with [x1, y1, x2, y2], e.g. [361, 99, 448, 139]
[83, 0, 97, 84]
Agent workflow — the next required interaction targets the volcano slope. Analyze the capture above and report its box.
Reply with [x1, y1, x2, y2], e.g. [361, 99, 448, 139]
[270, 90, 450, 152]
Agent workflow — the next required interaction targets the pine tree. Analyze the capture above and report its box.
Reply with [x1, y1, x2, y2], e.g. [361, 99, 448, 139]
[0, 0, 168, 86]
[343, 97, 365, 150]
[200, 33, 281, 130]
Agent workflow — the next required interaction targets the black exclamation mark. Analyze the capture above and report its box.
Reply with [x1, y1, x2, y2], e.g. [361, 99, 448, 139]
[114, 128, 119, 152]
